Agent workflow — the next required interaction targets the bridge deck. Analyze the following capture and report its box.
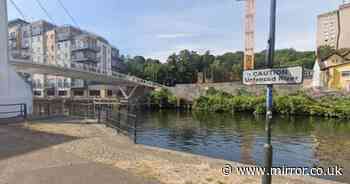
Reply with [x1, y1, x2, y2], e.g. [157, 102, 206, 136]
[10, 58, 163, 88]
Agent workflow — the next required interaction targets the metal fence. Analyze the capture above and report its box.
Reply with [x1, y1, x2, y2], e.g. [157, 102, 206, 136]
[32, 100, 138, 143]
[100, 106, 138, 143]
[0, 103, 27, 122]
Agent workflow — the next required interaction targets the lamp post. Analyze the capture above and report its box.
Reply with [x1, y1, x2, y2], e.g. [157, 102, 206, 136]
[262, 0, 276, 184]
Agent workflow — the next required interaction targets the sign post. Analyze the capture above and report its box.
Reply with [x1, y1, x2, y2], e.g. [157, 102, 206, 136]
[241, 5, 303, 183]
[263, 1, 276, 184]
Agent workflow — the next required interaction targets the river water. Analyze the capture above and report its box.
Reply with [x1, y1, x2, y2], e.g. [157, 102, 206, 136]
[135, 110, 350, 183]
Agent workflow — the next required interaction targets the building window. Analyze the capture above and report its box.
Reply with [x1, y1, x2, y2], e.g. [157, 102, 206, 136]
[47, 89, 55, 96]
[58, 91, 67, 96]
[34, 91, 42, 96]
[89, 90, 100, 97]
[73, 90, 84, 96]
[342, 71, 350, 77]
[107, 90, 113, 96]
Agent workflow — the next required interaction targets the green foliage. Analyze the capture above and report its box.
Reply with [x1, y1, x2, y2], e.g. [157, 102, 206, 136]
[122, 48, 315, 85]
[255, 48, 315, 69]
[150, 88, 177, 107]
[317, 45, 335, 60]
[193, 89, 265, 114]
[193, 89, 350, 119]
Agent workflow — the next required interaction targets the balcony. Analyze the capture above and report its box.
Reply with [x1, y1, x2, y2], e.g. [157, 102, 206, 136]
[56, 26, 81, 42]
[10, 50, 31, 60]
[71, 54, 99, 63]
[71, 44, 100, 52]
[71, 79, 86, 88]
[8, 34, 17, 40]
[56, 33, 72, 42]
[71, 51, 99, 63]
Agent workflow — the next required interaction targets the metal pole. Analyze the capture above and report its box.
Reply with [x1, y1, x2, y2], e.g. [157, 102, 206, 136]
[24, 103, 27, 119]
[262, 0, 276, 184]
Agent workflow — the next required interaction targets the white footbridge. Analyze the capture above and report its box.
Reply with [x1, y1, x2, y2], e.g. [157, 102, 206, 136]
[10, 56, 164, 89]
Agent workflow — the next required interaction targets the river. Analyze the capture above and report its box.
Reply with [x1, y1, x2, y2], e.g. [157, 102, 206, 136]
[135, 110, 350, 183]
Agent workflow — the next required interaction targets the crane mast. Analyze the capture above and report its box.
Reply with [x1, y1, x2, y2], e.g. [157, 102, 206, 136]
[243, 0, 255, 70]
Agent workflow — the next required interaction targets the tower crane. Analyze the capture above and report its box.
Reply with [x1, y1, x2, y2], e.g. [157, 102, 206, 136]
[238, 0, 256, 70]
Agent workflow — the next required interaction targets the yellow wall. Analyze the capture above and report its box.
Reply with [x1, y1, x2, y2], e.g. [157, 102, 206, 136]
[327, 63, 350, 91]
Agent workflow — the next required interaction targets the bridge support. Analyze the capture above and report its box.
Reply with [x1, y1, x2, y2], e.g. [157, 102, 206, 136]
[118, 85, 139, 101]
[0, 0, 33, 118]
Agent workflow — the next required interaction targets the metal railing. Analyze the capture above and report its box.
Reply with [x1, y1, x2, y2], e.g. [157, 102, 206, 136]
[9, 52, 166, 89]
[0, 103, 27, 121]
[100, 106, 138, 143]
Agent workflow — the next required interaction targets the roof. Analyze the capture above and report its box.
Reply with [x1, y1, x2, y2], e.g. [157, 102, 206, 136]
[321, 48, 350, 61]
[8, 19, 29, 27]
[340, 3, 350, 10]
[320, 49, 350, 70]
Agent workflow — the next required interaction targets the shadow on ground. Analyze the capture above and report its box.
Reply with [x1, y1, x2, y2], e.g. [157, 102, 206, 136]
[0, 118, 80, 161]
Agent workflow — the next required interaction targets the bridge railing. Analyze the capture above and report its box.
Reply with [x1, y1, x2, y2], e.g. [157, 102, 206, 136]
[9, 51, 165, 88]
[0, 103, 27, 122]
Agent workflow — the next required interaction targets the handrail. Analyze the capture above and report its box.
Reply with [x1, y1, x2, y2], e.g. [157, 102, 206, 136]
[0, 103, 27, 120]
[10, 53, 166, 88]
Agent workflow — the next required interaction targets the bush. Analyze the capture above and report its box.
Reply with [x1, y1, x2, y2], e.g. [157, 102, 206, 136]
[193, 89, 350, 119]
[150, 88, 177, 108]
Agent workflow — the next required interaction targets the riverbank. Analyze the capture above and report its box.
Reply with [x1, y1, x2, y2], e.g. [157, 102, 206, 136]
[148, 88, 350, 119]
[22, 117, 343, 184]
[191, 88, 350, 119]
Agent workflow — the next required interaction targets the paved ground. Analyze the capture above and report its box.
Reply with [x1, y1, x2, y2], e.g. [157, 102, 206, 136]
[0, 124, 159, 184]
[0, 117, 345, 184]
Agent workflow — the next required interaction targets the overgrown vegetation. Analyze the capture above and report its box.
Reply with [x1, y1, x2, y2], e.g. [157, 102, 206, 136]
[149, 88, 177, 108]
[193, 88, 350, 119]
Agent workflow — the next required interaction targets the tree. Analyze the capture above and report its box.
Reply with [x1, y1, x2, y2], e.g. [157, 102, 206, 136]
[317, 45, 335, 60]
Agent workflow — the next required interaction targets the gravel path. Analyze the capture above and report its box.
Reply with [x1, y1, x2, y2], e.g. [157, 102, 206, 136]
[25, 118, 345, 184]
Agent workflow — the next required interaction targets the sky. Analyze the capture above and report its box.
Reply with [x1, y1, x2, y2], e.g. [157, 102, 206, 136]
[7, 0, 344, 62]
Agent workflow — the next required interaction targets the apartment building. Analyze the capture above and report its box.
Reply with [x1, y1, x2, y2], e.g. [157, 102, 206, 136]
[8, 19, 31, 59]
[96, 37, 112, 75]
[314, 2, 350, 90]
[8, 19, 122, 99]
[316, 3, 350, 49]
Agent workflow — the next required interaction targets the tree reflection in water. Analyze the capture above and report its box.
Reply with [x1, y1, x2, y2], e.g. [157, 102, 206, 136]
[136, 110, 350, 183]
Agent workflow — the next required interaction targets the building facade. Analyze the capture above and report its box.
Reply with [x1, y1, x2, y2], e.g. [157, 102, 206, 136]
[8, 19, 122, 99]
[316, 3, 350, 49]
[316, 50, 350, 91]
[313, 2, 350, 89]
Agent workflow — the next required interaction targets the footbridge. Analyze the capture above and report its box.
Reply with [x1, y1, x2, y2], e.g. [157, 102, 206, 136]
[10, 57, 164, 89]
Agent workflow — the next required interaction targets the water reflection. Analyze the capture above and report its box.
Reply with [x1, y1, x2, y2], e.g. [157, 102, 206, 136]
[135, 110, 350, 182]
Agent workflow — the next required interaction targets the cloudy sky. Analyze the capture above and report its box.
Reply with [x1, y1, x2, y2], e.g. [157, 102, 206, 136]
[7, 0, 343, 61]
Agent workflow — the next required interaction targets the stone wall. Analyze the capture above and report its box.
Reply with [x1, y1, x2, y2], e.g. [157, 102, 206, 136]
[168, 82, 303, 101]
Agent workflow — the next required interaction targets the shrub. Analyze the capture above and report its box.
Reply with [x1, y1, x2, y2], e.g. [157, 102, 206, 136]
[193, 89, 350, 119]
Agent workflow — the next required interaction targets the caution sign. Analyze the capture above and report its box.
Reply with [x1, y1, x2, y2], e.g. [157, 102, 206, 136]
[243, 66, 303, 85]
